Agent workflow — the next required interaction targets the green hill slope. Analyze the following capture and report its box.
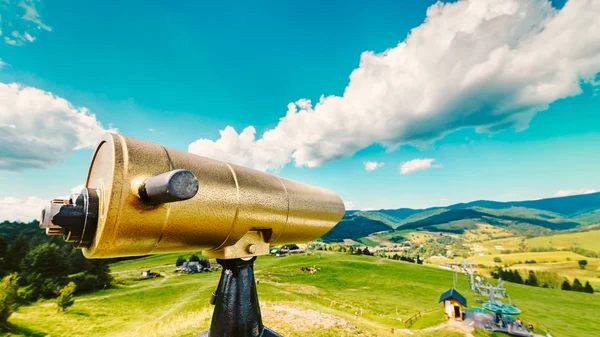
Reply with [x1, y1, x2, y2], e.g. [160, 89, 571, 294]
[320, 215, 391, 243]
[333, 194, 600, 242]
[349, 211, 401, 227]
[6, 252, 598, 337]
[448, 192, 600, 216]
[569, 207, 600, 224]
[398, 208, 580, 231]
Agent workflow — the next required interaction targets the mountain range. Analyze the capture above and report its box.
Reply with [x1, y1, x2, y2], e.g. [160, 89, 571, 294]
[323, 192, 600, 243]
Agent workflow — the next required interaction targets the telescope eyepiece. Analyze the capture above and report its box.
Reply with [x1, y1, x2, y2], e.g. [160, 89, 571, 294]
[39, 188, 99, 249]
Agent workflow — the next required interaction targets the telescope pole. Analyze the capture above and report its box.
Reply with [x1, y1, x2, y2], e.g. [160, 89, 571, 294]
[199, 257, 281, 337]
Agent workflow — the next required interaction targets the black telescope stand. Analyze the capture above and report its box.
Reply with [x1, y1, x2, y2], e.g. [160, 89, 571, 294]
[199, 257, 282, 337]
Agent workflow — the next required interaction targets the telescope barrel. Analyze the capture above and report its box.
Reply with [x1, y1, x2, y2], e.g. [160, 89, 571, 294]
[39, 133, 345, 259]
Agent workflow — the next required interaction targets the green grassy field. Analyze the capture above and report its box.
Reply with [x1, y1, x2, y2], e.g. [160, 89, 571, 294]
[512, 259, 600, 289]
[359, 229, 416, 246]
[5, 252, 599, 337]
[470, 229, 600, 255]
[469, 251, 592, 265]
[526, 230, 600, 252]
[473, 237, 523, 254]
[357, 237, 379, 247]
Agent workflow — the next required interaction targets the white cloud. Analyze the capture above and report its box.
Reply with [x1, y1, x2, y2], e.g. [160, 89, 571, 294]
[1, 0, 51, 46]
[343, 201, 374, 211]
[399, 158, 440, 175]
[554, 188, 597, 197]
[18, 0, 51, 31]
[5, 30, 36, 46]
[0, 58, 6, 69]
[364, 161, 384, 172]
[0, 82, 116, 171]
[1, 184, 90, 222]
[0, 196, 46, 222]
[70, 184, 86, 194]
[344, 201, 357, 210]
[149, 128, 156, 132]
[189, 0, 600, 171]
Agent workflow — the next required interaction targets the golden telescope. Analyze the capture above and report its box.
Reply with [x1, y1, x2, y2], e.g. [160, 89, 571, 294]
[40, 133, 344, 259]
[39, 133, 345, 337]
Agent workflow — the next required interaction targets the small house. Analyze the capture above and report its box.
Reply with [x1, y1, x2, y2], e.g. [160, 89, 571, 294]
[177, 261, 202, 273]
[439, 288, 467, 321]
[281, 244, 302, 254]
[270, 250, 285, 257]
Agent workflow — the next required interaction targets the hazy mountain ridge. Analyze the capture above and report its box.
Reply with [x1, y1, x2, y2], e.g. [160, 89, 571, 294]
[323, 192, 600, 242]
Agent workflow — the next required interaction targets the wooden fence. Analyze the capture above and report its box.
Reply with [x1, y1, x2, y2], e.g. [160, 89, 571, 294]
[404, 309, 433, 328]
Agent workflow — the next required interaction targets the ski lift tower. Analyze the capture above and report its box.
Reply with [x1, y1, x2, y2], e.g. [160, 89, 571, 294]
[461, 259, 477, 292]
[476, 278, 521, 316]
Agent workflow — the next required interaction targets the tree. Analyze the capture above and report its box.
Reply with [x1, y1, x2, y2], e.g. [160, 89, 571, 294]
[6, 233, 29, 272]
[189, 254, 200, 262]
[572, 278, 583, 292]
[0, 236, 8, 277]
[578, 260, 588, 270]
[583, 281, 594, 294]
[85, 260, 113, 290]
[526, 271, 538, 287]
[493, 257, 502, 263]
[20, 243, 69, 300]
[176, 256, 186, 266]
[198, 258, 211, 269]
[56, 282, 76, 312]
[70, 260, 113, 294]
[561, 280, 571, 291]
[512, 270, 524, 284]
[0, 273, 19, 324]
[67, 249, 88, 274]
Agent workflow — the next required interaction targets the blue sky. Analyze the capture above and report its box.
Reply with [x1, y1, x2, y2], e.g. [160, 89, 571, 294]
[1, 0, 599, 220]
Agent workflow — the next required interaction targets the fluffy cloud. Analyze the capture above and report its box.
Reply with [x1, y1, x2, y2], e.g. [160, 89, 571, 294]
[344, 201, 357, 211]
[364, 161, 384, 172]
[189, 0, 600, 171]
[0, 83, 116, 171]
[1, 0, 51, 46]
[399, 158, 440, 175]
[0, 196, 46, 222]
[1, 183, 89, 221]
[554, 188, 597, 197]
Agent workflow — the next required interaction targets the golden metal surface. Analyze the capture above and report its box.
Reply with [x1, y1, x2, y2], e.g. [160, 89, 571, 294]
[82, 133, 345, 259]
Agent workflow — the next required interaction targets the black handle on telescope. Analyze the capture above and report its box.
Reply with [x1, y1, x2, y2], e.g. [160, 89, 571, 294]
[138, 169, 199, 204]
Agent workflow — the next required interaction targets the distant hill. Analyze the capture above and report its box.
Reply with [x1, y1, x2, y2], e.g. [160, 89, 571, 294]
[398, 208, 580, 231]
[446, 192, 600, 216]
[326, 192, 600, 243]
[571, 208, 600, 224]
[321, 216, 391, 243]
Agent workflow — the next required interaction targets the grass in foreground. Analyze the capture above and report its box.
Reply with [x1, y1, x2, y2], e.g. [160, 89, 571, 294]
[5, 252, 599, 337]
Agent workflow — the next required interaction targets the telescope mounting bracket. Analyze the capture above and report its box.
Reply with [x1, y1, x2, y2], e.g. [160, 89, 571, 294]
[199, 257, 281, 337]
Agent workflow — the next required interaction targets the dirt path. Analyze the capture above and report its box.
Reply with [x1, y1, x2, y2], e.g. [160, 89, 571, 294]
[397, 321, 474, 336]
